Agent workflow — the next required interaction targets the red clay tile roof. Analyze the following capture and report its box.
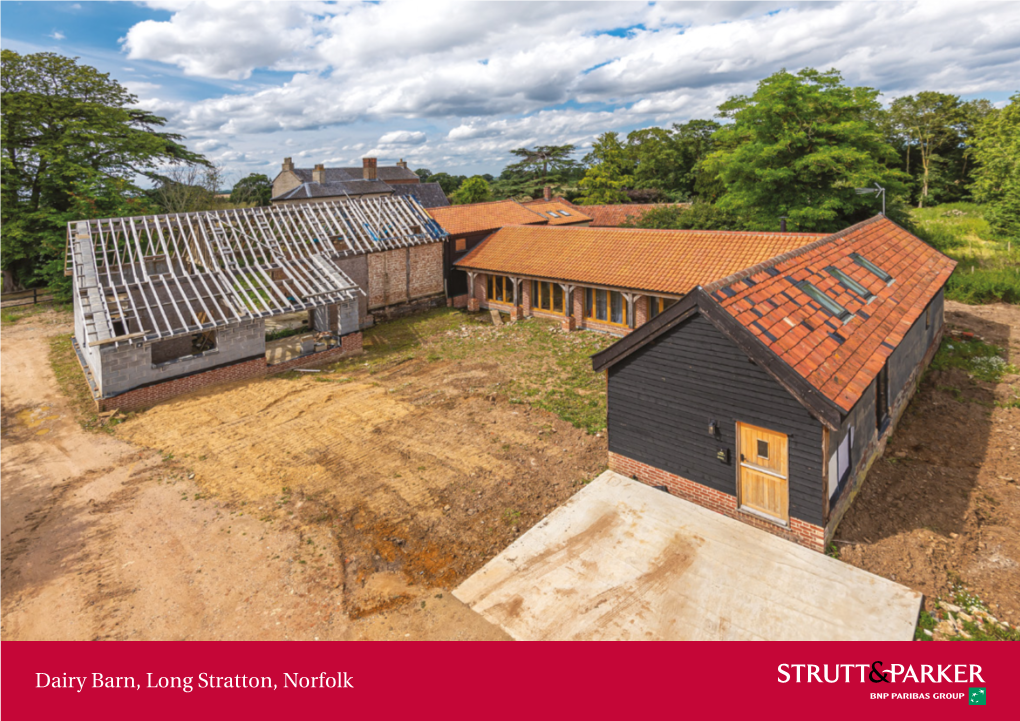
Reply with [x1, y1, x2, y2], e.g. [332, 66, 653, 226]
[523, 200, 593, 225]
[554, 200, 691, 227]
[707, 215, 957, 412]
[456, 225, 827, 296]
[427, 200, 546, 236]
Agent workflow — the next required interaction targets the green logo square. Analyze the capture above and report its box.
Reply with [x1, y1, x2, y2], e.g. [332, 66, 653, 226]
[969, 687, 986, 705]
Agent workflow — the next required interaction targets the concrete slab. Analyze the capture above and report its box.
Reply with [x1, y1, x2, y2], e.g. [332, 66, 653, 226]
[455, 471, 923, 641]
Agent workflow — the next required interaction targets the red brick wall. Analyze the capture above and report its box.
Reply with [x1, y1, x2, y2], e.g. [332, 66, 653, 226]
[98, 333, 363, 413]
[609, 451, 826, 552]
[409, 243, 444, 299]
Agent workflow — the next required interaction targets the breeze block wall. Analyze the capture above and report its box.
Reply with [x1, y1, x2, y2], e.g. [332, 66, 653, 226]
[609, 451, 826, 552]
[95, 331, 363, 413]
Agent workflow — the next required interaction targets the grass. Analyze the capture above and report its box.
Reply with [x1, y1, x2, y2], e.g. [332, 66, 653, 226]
[295, 307, 616, 433]
[47, 333, 112, 432]
[934, 583, 1020, 642]
[1, 304, 51, 325]
[930, 337, 1018, 383]
[909, 203, 1019, 304]
[265, 326, 308, 342]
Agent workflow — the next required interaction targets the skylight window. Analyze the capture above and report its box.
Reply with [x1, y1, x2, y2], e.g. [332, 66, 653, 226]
[850, 253, 894, 285]
[825, 266, 874, 301]
[796, 281, 854, 323]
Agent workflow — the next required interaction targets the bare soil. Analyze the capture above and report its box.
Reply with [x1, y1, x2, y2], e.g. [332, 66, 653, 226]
[837, 301, 1020, 624]
[2, 309, 607, 640]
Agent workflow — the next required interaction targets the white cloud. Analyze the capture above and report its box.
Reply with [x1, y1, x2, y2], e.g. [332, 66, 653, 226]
[116, 0, 1020, 176]
[49, 30, 66, 40]
[377, 130, 427, 145]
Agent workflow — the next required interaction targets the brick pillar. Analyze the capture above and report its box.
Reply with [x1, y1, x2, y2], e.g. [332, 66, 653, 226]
[468, 273, 483, 311]
[521, 280, 532, 316]
[573, 286, 585, 329]
[635, 296, 649, 328]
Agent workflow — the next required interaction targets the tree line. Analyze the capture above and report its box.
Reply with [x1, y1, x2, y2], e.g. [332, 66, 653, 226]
[2, 50, 1017, 296]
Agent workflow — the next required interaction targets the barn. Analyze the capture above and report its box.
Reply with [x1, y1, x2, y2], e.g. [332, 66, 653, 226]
[591, 216, 956, 551]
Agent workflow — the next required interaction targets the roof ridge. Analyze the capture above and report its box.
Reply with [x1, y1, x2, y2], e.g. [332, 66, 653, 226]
[703, 215, 887, 293]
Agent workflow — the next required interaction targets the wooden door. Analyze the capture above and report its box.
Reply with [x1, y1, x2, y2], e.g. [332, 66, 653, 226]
[737, 423, 789, 524]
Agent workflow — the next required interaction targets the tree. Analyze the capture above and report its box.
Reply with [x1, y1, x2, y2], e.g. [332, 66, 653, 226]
[970, 93, 1020, 238]
[887, 92, 967, 207]
[702, 68, 908, 232]
[230, 173, 272, 206]
[505, 145, 579, 188]
[151, 165, 224, 214]
[1, 50, 207, 289]
[621, 203, 744, 231]
[577, 132, 632, 205]
[426, 172, 465, 194]
[414, 168, 432, 181]
[449, 176, 492, 205]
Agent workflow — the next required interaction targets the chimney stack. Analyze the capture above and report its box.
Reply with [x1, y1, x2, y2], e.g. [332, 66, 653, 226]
[363, 157, 378, 181]
[283, 157, 294, 172]
[779, 216, 787, 232]
[396, 158, 408, 169]
[313, 163, 326, 184]
[543, 185, 552, 201]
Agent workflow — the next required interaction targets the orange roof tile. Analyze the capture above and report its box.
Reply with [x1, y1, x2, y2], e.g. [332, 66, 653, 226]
[524, 200, 592, 225]
[455, 225, 827, 296]
[427, 200, 546, 236]
[552, 201, 691, 227]
[709, 216, 957, 412]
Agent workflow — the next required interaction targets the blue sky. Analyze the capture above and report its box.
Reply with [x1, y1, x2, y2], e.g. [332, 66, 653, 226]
[2, 1, 1018, 186]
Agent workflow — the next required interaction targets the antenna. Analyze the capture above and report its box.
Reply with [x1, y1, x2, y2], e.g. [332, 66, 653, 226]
[855, 182, 886, 215]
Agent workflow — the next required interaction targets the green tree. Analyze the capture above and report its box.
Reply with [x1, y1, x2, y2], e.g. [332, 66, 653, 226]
[887, 92, 967, 207]
[426, 172, 465, 194]
[449, 175, 492, 205]
[702, 68, 907, 231]
[230, 173, 272, 206]
[621, 203, 744, 231]
[414, 168, 432, 181]
[1, 50, 206, 290]
[577, 132, 633, 204]
[505, 144, 579, 188]
[970, 93, 1020, 238]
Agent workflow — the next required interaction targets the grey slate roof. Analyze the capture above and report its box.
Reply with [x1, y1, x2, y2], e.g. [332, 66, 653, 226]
[274, 179, 394, 201]
[390, 182, 450, 208]
[291, 166, 420, 183]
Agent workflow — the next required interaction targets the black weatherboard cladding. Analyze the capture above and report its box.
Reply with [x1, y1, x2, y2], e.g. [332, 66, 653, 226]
[607, 313, 825, 526]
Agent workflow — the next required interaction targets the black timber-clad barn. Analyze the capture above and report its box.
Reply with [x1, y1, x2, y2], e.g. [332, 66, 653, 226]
[591, 216, 956, 551]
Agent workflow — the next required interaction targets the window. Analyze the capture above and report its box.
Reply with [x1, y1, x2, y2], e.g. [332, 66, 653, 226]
[455, 238, 466, 252]
[825, 266, 873, 301]
[876, 363, 890, 430]
[827, 427, 854, 499]
[585, 288, 627, 325]
[850, 253, 894, 285]
[532, 280, 564, 313]
[756, 439, 769, 459]
[487, 274, 513, 303]
[796, 281, 853, 323]
[151, 331, 216, 365]
[648, 296, 677, 319]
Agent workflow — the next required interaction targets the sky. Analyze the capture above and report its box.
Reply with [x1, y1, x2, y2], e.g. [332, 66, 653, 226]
[2, 0, 1019, 185]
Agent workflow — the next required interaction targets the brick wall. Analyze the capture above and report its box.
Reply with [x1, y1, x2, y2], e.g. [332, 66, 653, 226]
[408, 243, 444, 299]
[96, 332, 363, 413]
[609, 451, 826, 552]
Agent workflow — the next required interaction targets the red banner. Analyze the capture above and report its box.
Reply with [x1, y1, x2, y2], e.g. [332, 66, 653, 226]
[2, 641, 1014, 719]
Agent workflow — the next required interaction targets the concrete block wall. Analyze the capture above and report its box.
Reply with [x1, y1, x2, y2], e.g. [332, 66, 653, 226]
[98, 331, 364, 413]
[97, 318, 266, 397]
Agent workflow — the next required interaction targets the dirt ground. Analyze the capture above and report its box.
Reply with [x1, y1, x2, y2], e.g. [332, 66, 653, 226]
[837, 301, 1020, 624]
[2, 309, 607, 640]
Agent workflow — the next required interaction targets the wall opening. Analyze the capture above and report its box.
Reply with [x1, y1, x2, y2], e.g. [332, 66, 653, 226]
[151, 331, 217, 365]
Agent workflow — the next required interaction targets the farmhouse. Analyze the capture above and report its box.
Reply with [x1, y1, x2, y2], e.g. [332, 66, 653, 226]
[454, 224, 826, 330]
[590, 215, 956, 551]
[271, 157, 425, 205]
[67, 195, 446, 411]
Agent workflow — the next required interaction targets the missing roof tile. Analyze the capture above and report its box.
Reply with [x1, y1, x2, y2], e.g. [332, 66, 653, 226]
[764, 267, 781, 277]
[751, 320, 778, 342]
[722, 286, 737, 298]
[828, 332, 846, 345]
